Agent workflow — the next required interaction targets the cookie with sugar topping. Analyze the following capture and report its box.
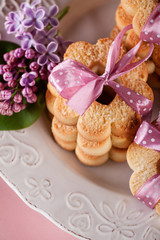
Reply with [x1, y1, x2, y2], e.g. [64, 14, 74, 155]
[121, 0, 158, 37]
[47, 38, 154, 166]
[127, 123, 160, 215]
[115, 4, 133, 31]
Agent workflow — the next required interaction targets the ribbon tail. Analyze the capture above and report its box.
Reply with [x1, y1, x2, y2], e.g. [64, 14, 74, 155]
[67, 78, 104, 115]
[108, 81, 153, 120]
[109, 43, 154, 81]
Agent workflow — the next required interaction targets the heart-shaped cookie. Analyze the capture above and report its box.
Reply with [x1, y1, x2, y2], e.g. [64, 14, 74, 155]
[127, 136, 160, 215]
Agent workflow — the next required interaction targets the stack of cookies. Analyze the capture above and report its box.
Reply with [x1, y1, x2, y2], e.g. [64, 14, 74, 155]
[111, 0, 160, 88]
[46, 37, 153, 166]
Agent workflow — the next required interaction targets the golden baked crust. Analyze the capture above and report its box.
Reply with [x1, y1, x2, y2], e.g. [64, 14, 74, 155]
[127, 142, 160, 215]
[115, 4, 133, 31]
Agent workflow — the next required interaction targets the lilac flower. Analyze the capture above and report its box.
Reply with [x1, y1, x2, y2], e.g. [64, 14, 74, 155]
[3, 72, 13, 81]
[39, 66, 49, 80]
[0, 104, 13, 116]
[5, 11, 24, 34]
[20, 0, 41, 12]
[47, 62, 56, 72]
[0, 90, 12, 100]
[20, 72, 37, 87]
[25, 49, 35, 59]
[1, 101, 10, 110]
[36, 40, 60, 65]
[56, 36, 72, 58]
[13, 93, 22, 103]
[30, 62, 39, 71]
[14, 48, 24, 58]
[17, 32, 35, 50]
[27, 93, 37, 103]
[22, 86, 33, 98]
[43, 5, 59, 27]
[3, 53, 10, 62]
[8, 80, 17, 88]
[36, 28, 57, 44]
[12, 103, 22, 113]
[23, 7, 45, 30]
[3, 65, 11, 73]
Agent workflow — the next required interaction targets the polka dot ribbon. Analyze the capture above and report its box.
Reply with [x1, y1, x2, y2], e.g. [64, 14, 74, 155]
[134, 120, 160, 152]
[134, 120, 160, 208]
[134, 174, 160, 209]
[49, 4, 160, 116]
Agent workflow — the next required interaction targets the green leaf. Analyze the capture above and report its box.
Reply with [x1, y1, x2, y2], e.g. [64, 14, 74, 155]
[0, 41, 19, 64]
[0, 91, 45, 130]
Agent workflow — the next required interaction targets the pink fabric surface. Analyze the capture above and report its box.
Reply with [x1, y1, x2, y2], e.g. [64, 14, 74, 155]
[0, 178, 78, 240]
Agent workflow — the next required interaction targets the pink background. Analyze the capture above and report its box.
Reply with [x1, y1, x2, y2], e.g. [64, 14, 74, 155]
[0, 178, 78, 240]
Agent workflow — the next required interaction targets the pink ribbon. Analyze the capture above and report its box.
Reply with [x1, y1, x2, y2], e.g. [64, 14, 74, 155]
[134, 121, 160, 152]
[134, 174, 160, 209]
[49, 3, 160, 116]
[134, 117, 160, 208]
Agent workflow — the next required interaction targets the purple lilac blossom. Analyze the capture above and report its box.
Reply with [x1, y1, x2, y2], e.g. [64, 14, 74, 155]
[14, 48, 24, 58]
[22, 86, 33, 98]
[27, 93, 37, 103]
[12, 103, 22, 113]
[20, 0, 41, 11]
[36, 40, 60, 65]
[39, 66, 49, 80]
[29, 61, 39, 71]
[2, 101, 10, 110]
[3, 65, 12, 73]
[20, 72, 37, 87]
[16, 32, 35, 50]
[13, 93, 22, 103]
[3, 72, 13, 82]
[8, 80, 17, 88]
[36, 28, 57, 44]
[56, 35, 72, 58]
[5, 11, 24, 34]
[47, 62, 56, 72]
[42, 4, 59, 27]
[25, 49, 35, 59]
[0, 90, 12, 100]
[3, 53, 10, 62]
[23, 7, 45, 31]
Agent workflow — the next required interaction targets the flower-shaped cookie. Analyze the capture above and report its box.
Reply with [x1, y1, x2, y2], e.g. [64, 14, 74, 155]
[47, 38, 153, 166]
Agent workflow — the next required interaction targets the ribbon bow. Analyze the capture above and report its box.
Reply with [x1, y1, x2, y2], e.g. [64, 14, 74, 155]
[49, 3, 160, 116]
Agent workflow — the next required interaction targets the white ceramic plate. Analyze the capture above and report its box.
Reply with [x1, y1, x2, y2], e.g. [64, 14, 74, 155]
[1, 0, 160, 239]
